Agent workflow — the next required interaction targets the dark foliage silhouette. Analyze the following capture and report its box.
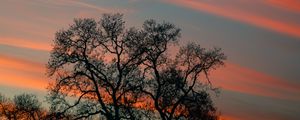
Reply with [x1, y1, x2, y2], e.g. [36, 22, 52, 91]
[46, 13, 226, 120]
[143, 43, 225, 120]
[0, 93, 45, 120]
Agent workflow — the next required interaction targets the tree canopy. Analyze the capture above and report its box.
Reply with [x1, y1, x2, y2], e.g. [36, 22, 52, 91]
[0, 93, 45, 120]
[44, 13, 226, 120]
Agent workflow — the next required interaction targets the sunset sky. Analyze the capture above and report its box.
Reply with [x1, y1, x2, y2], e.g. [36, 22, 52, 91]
[1, 0, 300, 120]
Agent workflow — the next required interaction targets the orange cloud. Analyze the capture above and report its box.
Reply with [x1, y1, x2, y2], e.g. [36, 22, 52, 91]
[164, 0, 300, 38]
[267, 0, 300, 13]
[0, 37, 51, 51]
[211, 63, 300, 100]
[0, 54, 45, 73]
[0, 54, 48, 90]
[0, 69, 48, 91]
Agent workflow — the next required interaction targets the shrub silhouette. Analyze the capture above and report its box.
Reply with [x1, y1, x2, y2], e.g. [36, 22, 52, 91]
[0, 93, 45, 120]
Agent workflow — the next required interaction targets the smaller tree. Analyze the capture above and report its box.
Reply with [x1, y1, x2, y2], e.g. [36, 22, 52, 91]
[0, 93, 45, 120]
[14, 94, 44, 120]
[0, 93, 17, 120]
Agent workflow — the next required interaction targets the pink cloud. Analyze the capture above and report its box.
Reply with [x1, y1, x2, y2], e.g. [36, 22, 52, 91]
[164, 0, 300, 38]
[0, 54, 45, 73]
[211, 63, 300, 100]
[266, 0, 300, 13]
[0, 37, 51, 51]
[0, 54, 48, 90]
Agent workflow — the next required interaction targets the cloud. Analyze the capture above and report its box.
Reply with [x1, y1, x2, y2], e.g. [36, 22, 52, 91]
[42, 0, 135, 14]
[0, 37, 51, 51]
[266, 0, 300, 13]
[69, 1, 112, 13]
[0, 54, 45, 73]
[0, 70, 48, 91]
[211, 63, 300, 100]
[0, 54, 48, 90]
[163, 0, 300, 38]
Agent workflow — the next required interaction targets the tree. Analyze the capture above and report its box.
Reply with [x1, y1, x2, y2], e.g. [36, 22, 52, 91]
[142, 43, 225, 120]
[0, 93, 44, 120]
[0, 93, 16, 120]
[47, 13, 226, 120]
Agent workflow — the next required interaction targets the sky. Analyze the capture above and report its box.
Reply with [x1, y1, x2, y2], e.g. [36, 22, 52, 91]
[0, 0, 300, 119]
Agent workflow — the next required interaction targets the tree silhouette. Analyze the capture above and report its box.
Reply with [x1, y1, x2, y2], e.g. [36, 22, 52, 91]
[142, 43, 225, 120]
[0, 93, 45, 120]
[47, 13, 226, 120]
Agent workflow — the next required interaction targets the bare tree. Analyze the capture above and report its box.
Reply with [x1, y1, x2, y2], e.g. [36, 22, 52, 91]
[47, 13, 226, 120]
[0, 93, 17, 120]
[139, 23, 225, 120]
[47, 13, 147, 120]
[0, 93, 44, 120]
[14, 94, 44, 120]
